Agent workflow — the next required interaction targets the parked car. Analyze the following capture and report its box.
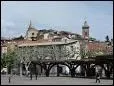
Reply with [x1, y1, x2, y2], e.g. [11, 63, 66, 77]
[1, 68, 7, 74]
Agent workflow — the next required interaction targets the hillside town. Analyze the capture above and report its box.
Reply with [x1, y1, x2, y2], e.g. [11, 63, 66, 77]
[1, 1, 113, 85]
[1, 20, 113, 78]
[1, 20, 113, 56]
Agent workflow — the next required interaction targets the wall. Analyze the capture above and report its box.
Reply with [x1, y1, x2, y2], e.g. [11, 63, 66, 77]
[17, 41, 80, 61]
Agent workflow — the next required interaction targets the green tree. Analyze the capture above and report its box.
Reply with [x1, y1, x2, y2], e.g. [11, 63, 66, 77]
[1, 54, 6, 69]
[2, 51, 17, 74]
[105, 35, 110, 42]
[89, 37, 96, 41]
[80, 40, 88, 59]
[12, 35, 24, 40]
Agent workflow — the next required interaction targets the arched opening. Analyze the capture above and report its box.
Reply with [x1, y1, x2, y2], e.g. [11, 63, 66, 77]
[73, 64, 80, 77]
[74, 64, 87, 77]
[91, 64, 105, 78]
[29, 62, 46, 77]
[48, 63, 71, 77]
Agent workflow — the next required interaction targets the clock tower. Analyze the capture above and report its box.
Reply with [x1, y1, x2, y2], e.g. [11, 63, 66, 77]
[82, 21, 89, 39]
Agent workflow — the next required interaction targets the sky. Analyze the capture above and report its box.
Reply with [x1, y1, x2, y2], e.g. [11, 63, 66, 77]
[1, 1, 113, 41]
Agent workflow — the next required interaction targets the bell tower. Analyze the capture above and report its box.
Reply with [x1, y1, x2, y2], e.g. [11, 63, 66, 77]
[25, 20, 38, 41]
[82, 21, 89, 39]
[28, 20, 32, 30]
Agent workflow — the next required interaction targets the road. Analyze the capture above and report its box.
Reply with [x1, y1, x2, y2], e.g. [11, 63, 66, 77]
[1, 75, 113, 85]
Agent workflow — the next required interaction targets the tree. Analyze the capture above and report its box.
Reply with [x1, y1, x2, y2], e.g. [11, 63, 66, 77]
[15, 46, 33, 76]
[105, 35, 110, 42]
[80, 40, 88, 59]
[87, 50, 104, 58]
[89, 37, 96, 41]
[58, 41, 81, 60]
[52, 45, 60, 60]
[1, 51, 17, 74]
[1, 54, 6, 69]
[12, 35, 24, 40]
[14, 40, 81, 76]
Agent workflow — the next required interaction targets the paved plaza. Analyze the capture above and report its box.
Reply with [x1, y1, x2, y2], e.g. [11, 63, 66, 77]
[1, 75, 113, 85]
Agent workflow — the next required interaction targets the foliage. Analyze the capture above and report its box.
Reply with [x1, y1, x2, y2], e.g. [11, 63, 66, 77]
[1, 51, 17, 71]
[1, 54, 6, 69]
[89, 37, 96, 41]
[80, 49, 86, 58]
[105, 35, 110, 42]
[86, 50, 104, 57]
[12, 35, 24, 40]
[79, 41, 88, 59]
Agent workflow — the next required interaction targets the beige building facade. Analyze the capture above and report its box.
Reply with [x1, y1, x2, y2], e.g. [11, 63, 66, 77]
[25, 21, 39, 41]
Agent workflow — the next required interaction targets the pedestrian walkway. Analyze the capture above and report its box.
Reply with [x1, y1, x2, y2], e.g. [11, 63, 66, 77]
[1, 75, 113, 85]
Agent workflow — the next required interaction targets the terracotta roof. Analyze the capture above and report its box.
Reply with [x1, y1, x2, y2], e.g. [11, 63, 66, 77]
[87, 42, 113, 54]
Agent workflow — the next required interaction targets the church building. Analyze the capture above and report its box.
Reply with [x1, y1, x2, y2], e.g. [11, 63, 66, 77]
[25, 21, 39, 41]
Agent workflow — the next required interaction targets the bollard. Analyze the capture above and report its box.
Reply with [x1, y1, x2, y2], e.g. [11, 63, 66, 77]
[35, 74, 37, 80]
[30, 74, 32, 80]
[9, 76, 11, 83]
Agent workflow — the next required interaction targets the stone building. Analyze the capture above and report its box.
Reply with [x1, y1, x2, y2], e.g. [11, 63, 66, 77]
[82, 21, 89, 39]
[25, 21, 39, 41]
[2, 20, 113, 77]
[16, 40, 81, 75]
[24, 21, 88, 42]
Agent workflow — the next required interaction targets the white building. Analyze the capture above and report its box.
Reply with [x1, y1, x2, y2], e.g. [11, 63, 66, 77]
[17, 40, 81, 74]
[44, 33, 50, 39]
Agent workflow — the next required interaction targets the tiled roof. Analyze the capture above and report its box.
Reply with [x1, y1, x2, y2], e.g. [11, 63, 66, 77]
[17, 40, 77, 47]
[87, 42, 113, 53]
[13, 39, 49, 45]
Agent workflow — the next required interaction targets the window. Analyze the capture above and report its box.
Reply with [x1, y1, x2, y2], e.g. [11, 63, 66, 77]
[32, 33, 34, 35]
[85, 32, 87, 36]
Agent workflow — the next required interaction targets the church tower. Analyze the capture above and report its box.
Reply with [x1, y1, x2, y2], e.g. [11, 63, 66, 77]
[82, 21, 89, 39]
[28, 20, 32, 30]
[25, 20, 38, 41]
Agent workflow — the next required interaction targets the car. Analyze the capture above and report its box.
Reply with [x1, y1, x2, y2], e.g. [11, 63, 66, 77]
[1, 68, 7, 74]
